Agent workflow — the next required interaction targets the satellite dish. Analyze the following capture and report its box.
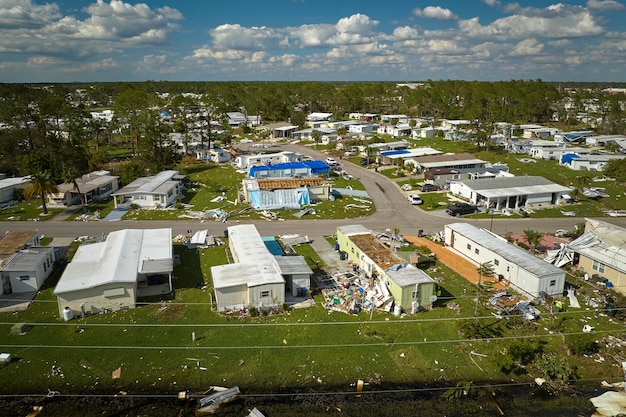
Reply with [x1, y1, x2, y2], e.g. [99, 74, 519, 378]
[430, 295, 438, 303]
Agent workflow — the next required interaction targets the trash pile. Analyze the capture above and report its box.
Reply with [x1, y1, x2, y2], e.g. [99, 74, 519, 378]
[74, 211, 100, 221]
[489, 290, 539, 320]
[315, 271, 394, 315]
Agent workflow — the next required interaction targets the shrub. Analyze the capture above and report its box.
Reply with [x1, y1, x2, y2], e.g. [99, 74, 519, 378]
[566, 335, 599, 356]
[535, 352, 578, 381]
[459, 319, 502, 339]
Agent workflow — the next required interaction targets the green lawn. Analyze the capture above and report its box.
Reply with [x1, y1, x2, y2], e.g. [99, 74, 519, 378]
[122, 162, 375, 221]
[1, 242, 622, 394]
[0, 200, 63, 221]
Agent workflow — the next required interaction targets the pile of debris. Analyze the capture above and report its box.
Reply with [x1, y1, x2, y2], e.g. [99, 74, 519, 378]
[74, 211, 100, 221]
[489, 290, 539, 320]
[315, 271, 394, 315]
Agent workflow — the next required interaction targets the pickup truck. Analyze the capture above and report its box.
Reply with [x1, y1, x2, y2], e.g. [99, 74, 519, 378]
[446, 202, 478, 216]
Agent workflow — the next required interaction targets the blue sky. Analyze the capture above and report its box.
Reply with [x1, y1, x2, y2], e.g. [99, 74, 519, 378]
[1, 0, 625, 82]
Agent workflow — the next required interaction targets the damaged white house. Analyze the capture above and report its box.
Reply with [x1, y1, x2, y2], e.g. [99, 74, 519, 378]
[546, 218, 626, 294]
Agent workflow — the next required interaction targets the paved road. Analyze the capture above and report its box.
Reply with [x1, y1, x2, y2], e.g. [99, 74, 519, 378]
[2, 142, 625, 238]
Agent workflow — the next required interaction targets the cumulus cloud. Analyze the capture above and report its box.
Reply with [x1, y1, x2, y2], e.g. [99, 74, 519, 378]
[458, 4, 604, 40]
[391, 26, 419, 40]
[413, 6, 458, 21]
[210, 24, 283, 50]
[0, 0, 60, 29]
[508, 38, 544, 56]
[289, 13, 379, 47]
[587, 0, 625, 10]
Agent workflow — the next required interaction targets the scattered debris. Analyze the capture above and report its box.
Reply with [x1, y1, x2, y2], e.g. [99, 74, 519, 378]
[316, 271, 393, 315]
[195, 386, 241, 415]
[111, 367, 121, 379]
[74, 211, 101, 221]
[583, 324, 594, 333]
[25, 406, 43, 417]
[590, 391, 626, 417]
[293, 208, 316, 218]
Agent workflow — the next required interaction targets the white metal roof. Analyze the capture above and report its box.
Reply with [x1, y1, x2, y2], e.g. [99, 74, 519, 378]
[53, 228, 172, 295]
[337, 224, 371, 237]
[0, 176, 30, 190]
[455, 176, 570, 199]
[446, 223, 564, 277]
[113, 170, 179, 196]
[212, 224, 284, 290]
[386, 262, 436, 287]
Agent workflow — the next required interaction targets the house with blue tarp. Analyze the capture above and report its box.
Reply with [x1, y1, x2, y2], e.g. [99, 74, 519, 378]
[248, 160, 330, 179]
[242, 177, 330, 210]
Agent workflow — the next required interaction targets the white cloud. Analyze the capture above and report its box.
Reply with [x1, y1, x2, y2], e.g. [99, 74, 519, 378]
[0, 0, 60, 29]
[288, 14, 378, 47]
[587, 0, 625, 10]
[210, 24, 283, 50]
[508, 38, 544, 56]
[142, 54, 166, 65]
[391, 26, 419, 40]
[458, 4, 604, 40]
[413, 6, 457, 21]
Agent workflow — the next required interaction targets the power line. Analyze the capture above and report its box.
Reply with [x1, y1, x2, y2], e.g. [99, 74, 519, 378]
[0, 378, 618, 400]
[1, 306, 624, 328]
[0, 329, 621, 351]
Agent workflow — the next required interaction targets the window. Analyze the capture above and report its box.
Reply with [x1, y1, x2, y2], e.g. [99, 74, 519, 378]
[494, 259, 499, 266]
[19, 275, 30, 281]
[592, 260, 606, 273]
[474, 248, 480, 255]
[549, 280, 556, 286]
[260, 290, 271, 298]
[466, 244, 471, 250]
[506, 266, 510, 272]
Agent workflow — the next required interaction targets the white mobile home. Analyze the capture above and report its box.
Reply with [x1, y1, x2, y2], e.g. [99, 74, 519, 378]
[449, 176, 570, 210]
[234, 151, 301, 169]
[211, 225, 313, 312]
[112, 170, 183, 209]
[212, 225, 285, 311]
[1, 247, 55, 294]
[444, 223, 565, 297]
[53, 228, 173, 318]
[0, 176, 30, 204]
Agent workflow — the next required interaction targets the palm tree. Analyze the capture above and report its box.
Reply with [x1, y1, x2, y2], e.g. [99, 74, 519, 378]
[24, 170, 59, 215]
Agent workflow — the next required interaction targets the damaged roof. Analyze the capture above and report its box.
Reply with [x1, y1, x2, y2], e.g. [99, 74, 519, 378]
[349, 233, 406, 271]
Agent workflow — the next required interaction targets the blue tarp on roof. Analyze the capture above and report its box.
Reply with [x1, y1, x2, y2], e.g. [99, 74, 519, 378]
[381, 150, 410, 156]
[249, 160, 329, 177]
[560, 153, 581, 165]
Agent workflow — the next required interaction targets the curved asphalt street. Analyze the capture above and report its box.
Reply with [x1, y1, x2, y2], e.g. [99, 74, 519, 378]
[2, 142, 625, 239]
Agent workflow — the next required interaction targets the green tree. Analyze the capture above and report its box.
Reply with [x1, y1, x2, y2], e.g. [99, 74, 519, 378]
[604, 159, 626, 182]
[61, 166, 86, 212]
[475, 261, 494, 316]
[523, 229, 544, 252]
[23, 170, 59, 215]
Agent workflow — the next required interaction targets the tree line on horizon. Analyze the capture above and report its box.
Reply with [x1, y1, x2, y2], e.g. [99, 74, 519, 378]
[0, 80, 625, 191]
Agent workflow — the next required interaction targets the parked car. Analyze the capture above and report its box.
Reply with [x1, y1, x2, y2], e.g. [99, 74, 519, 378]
[407, 194, 423, 205]
[359, 158, 370, 166]
[446, 202, 478, 216]
[325, 157, 338, 166]
[420, 183, 441, 192]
